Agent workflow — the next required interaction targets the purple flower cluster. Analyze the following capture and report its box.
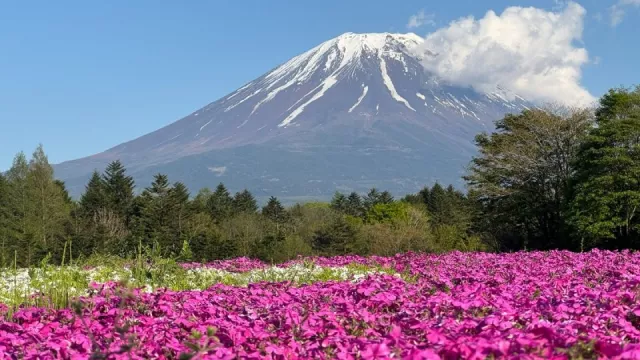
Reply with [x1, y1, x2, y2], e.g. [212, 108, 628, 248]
[2, 250, 640, 359]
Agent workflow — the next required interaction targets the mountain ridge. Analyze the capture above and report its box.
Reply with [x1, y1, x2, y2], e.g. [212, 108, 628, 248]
[54, 32, 532, 200]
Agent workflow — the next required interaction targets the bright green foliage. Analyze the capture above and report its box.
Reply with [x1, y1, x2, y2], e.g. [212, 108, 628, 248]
[178, 239, 193, 262]
[365, 202, 409, 225]
[25, 145, 70, 258]
[570, 86, 640, 249]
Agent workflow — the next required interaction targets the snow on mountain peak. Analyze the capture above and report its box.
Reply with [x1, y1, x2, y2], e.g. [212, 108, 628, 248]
[262, 32, 423, 87]
[226, 32, 426, 126]
[215, 32, 530, 130]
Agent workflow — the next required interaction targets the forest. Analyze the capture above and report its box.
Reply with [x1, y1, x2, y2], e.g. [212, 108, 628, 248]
[0, 85, 639, 267]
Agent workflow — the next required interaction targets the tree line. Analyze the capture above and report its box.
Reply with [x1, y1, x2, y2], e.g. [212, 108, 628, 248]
[0, 85, 638, 266]
[0, 154, 482, 266]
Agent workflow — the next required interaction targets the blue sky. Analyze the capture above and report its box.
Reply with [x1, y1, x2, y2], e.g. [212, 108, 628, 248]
[0, 0, 638, 170]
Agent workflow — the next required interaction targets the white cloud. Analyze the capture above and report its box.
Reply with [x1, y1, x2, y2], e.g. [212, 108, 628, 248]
[552, 0, 569, 11]
[208, 166, 226, 176]
[407, 10, 436, 29]
[414, 2, 595, 107]
[610, 0, 640, 26]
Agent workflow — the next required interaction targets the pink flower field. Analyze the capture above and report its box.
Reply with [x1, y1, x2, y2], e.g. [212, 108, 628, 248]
[2, 250, 640, 359]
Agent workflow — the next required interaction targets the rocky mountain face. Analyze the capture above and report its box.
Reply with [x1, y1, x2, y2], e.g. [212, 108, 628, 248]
[55, 32, 531, 202]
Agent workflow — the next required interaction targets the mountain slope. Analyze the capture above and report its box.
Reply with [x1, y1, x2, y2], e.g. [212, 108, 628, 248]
[55, 32, 531, 201]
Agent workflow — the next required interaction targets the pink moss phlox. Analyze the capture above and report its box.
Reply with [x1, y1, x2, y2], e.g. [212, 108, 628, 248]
[3, 250, 640, 358]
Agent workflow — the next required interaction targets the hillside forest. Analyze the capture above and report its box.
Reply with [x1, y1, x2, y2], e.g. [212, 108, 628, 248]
[0, 86, 639, 267]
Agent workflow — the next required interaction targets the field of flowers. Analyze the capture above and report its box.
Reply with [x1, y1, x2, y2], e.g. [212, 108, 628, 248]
[1, 250, 640, 358]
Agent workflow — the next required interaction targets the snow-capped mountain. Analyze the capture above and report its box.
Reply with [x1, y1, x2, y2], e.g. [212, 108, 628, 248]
[55, 32, 531, 201]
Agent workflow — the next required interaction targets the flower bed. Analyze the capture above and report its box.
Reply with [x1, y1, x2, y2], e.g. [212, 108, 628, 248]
[2, 251, 640, 358]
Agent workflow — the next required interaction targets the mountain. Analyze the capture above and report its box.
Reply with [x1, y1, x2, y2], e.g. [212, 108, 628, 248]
[55, 32, 531, 202]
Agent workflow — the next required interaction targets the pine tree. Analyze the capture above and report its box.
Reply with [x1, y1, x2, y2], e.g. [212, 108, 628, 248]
[428, 183, 447, 224]
[207, 183, 233, 222]
[55, 180, 73, 205]
[232, 189, 258, 214]
[0, 173, 10, 266]
[364, 188, 382, 210]
[192, 188, 212, 213]
[26, 144, 70, 258]
[170, 182, 191, 239]
[345, 192, 364, 218]
[312, 216, 357, 256]
[80, 171, 107, 217]
[139, 174, 175, 254]
[379, 191, 394, 204]
[418, 187, 430, 205]
[262, 196, 287, 223]
[102, 160, 135, 221]
[5, 152, 30, 264]
[330, 192, 347, 212]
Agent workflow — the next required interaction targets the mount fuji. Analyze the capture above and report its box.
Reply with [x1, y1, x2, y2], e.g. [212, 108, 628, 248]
[55, 32, 531, 201]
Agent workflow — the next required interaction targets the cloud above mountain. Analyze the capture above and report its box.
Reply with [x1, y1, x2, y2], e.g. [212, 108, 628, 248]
[414, 2, 595, 107]
[407, 10, 436, 29]
[610, 0, 640, 26]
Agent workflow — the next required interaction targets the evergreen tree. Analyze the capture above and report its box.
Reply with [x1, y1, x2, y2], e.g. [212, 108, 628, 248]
[170, 182, 191, 239]
[418, 186, 431, 205]
[345, 192, 364, 218]
[262, 196, 287, 223]
[55, 180, 73, 205]
[401, 193, 422, 205]
[428, 183, 447, 224]
[570, 86, 640, 249]
[5, 152, 30, 264]
[25, 144, 70, 258]
[207, 183, 233, 222]
[330, 192, 347, 213]
[232, 189, 258, 214]
[0, 173, 10, 266]
[192, 187, 212, 213]
[138, 174, 176, 255]
[102, 160, 135, 221]
[312, 216, 357, 256]
[80, 171, 107, 217]
[380, 191, 394, 204]
[364, 188, 382, 210]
